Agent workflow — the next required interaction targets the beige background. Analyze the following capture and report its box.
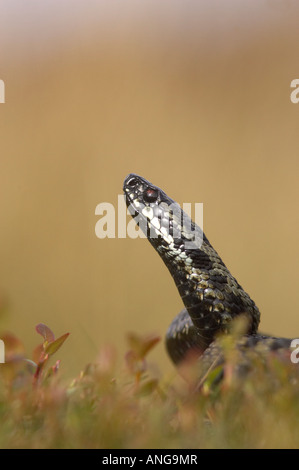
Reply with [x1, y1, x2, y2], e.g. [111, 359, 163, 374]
[0, 0, 299, 377]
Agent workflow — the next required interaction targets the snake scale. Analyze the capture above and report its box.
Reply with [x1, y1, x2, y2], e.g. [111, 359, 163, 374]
[123, 174, 293, 377]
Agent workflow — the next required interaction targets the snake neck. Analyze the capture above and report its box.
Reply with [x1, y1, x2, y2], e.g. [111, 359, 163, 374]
[123, 174, 261, 346]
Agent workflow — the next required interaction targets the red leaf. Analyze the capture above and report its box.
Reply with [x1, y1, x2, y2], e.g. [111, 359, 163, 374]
[126, 332, 161, 360]
[35, 323, 55, 342]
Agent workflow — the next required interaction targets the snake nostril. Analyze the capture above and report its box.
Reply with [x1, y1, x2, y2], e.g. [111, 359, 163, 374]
[127, 177, 138, 188]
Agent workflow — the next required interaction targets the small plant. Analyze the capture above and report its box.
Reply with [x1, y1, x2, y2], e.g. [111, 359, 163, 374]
[0, 323, 69, 389]
[125, 332, 161, 395]
[1, 321, 299, 449]
[32, 323, 70, 385]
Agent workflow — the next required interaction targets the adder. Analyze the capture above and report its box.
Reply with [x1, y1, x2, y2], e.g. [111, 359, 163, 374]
[123, 174, 293, 377]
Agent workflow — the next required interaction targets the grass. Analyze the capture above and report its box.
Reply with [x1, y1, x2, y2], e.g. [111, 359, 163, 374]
[0, 321, 299, 449]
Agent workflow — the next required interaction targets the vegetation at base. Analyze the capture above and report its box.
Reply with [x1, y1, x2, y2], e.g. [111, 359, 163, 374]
[0, 322, 299, 449]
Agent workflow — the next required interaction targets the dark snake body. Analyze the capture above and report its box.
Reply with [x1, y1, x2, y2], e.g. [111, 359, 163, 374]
[123, 174, 293, 373]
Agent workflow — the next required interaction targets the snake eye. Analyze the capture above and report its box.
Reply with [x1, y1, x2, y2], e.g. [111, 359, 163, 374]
[144, 188, 159, 203]
[127, 177, 138, 187]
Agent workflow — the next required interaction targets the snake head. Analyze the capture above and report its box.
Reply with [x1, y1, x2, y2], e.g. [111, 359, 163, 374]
[123, 173, 202, 251]
[123, 173, 171, 208]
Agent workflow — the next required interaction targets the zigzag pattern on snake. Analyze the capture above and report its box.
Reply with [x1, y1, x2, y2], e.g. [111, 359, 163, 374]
[123, 174, 293, 376]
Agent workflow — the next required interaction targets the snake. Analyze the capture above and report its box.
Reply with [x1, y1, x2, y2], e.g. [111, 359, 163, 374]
[123, 173, 293, 377]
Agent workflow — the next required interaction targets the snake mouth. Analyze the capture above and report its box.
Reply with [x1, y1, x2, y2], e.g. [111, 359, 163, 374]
[124, 175, 176, 245]
[124, 173, 165, 240]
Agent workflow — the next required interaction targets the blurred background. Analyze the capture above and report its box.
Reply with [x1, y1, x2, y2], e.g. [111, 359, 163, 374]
[0, 0, 299, 378]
